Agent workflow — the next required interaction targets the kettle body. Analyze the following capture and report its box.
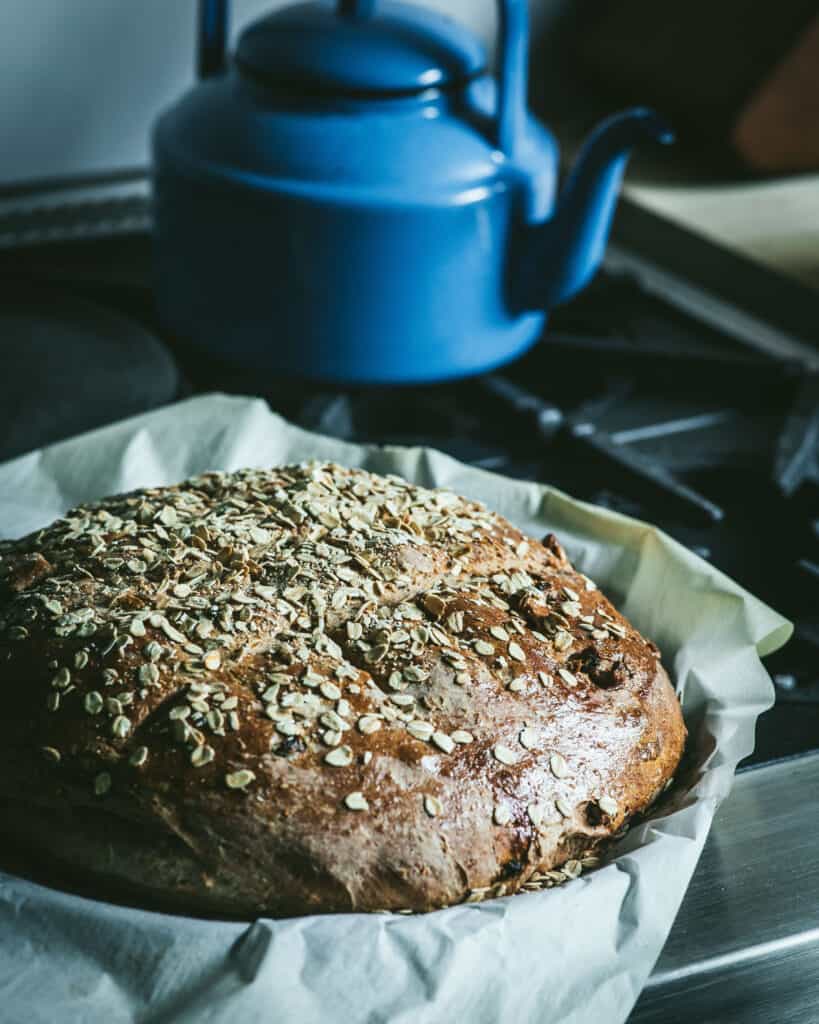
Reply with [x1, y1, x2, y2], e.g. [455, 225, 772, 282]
[152, 0, 670, 384]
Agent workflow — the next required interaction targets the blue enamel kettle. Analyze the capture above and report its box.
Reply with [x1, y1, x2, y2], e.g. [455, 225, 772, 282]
[152, 0, 672, 383]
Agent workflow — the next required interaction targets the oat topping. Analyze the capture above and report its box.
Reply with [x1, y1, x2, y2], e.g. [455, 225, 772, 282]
[555, 797, 573, 818]
[84, 691, 103, 715]
[407, 720, 434, 742]
[431, 731, 455, 754]
[0, 460, 664, 911]
[129, 746, 149, 767]
[423, 794, 443, 818]
[225, 769, 255, 790]
[493, 804, 512, 826]
[493, 744, 518, 766]
[508, 641, 526, 662]
[554, 631, 573, 652]
[111, 715, 131, 738]
[598, 795, 618, 816]
[325, 745, 354, 767]
[344, 791, 369, 811]
[191, 744, 215, 767]
[446, 611, 464, 633]
[519, 727, 538, 750]
[527, 801, 546, 826]
[93, 772, 111, 796]
[357, 715, 382, 735]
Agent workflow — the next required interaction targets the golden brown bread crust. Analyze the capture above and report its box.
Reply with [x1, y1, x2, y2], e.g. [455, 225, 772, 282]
[0, 463, 685, 916]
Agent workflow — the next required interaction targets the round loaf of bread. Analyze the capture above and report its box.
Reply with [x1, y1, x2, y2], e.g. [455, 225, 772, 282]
[0, 463, 685, 916]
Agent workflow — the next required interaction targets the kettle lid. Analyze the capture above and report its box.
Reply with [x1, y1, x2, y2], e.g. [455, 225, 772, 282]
[236, 1, 486, 95]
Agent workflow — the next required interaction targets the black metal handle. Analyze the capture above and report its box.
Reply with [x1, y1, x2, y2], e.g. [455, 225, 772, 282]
[197, 0, 230, 79]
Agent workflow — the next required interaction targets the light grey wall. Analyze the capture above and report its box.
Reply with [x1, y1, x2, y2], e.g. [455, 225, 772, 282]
[0, 1, 557, 188]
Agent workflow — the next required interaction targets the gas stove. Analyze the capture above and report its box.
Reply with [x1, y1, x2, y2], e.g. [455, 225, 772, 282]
[1, 180, 818, 1022]
[165, 203, 818, 772]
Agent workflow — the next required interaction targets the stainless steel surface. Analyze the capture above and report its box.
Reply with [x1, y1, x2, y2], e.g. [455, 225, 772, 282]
[607, 244, 819, 371]
[631, 752, 819, 1023]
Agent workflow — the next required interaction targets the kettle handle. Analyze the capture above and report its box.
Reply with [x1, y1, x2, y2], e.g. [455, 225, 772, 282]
[197, 0, 229, 78]
[495, 0, 529, 157]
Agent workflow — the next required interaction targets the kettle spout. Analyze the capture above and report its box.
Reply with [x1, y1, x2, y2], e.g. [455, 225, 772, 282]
[520, 108, 673, 310]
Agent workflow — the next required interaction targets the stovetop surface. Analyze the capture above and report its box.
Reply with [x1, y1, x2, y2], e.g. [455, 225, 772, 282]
[0, 194, 817, 771]
[1, 187, 819, 1021]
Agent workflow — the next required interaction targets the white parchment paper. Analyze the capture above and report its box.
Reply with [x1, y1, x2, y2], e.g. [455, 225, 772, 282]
[0, 394, 791, 1024]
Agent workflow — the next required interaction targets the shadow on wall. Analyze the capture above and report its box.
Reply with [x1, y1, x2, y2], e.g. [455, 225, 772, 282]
[530, 0, 819, 179]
